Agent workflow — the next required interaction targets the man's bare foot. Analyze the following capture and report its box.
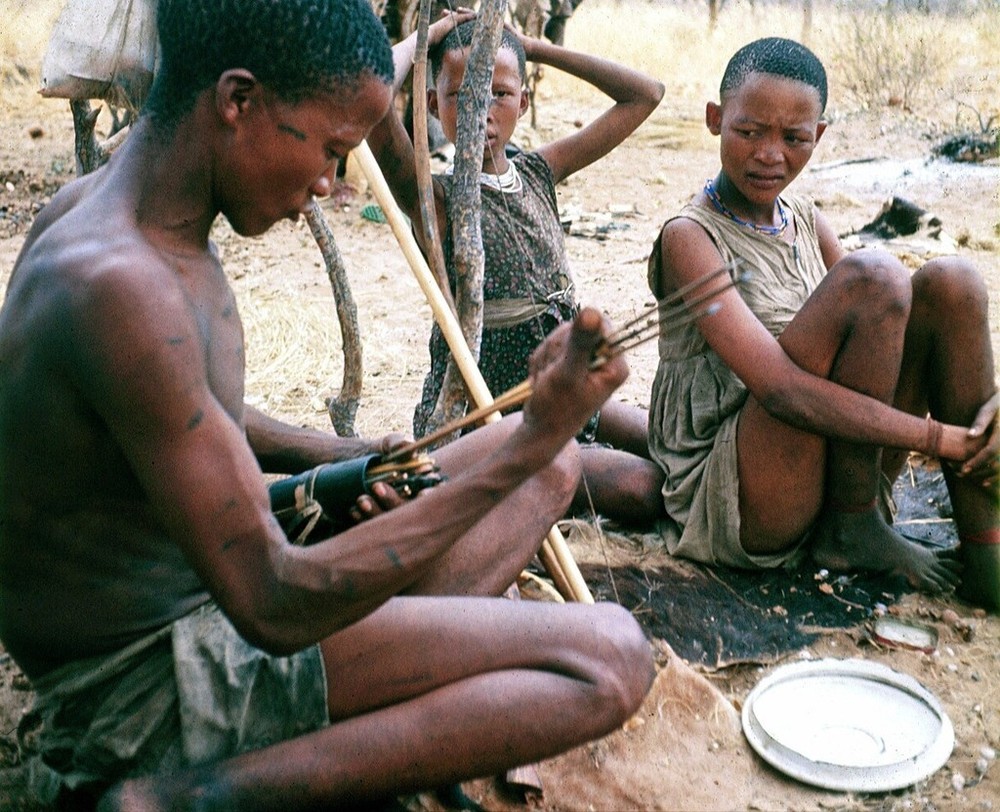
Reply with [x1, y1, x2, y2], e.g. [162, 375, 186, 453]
[810, 507, 962, 592]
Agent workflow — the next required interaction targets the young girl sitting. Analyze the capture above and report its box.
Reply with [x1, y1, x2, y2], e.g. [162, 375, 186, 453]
[369, 14, 666, 525]
[646, 37, 998, 608]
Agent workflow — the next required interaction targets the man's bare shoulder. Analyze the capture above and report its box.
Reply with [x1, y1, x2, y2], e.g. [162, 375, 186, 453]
[11, 187, 199, 327]
[2, 194, 218, 434]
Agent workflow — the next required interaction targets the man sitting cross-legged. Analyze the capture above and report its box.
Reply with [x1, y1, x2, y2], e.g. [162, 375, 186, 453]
[0, 1, 655, 809]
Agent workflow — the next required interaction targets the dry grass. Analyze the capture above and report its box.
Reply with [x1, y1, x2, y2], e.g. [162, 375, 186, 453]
[0, 0, 62, 94]
[543, 0, 1000, 125]
[238, 286, 347, 424]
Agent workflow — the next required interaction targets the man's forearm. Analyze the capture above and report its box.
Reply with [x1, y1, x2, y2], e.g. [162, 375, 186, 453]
[244, 405, 378, 473]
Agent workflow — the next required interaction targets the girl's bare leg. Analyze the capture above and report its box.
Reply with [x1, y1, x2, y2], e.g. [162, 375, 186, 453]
[575, 446, 665, 525]
[890, 258, 999, 608]
[98, 599, 654, 811]
[737, 250, 959, 591]
[594, 400, 652, 459]
[548, 400, 663, 526]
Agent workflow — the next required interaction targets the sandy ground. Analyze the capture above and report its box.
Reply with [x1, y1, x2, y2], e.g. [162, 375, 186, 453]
[1, 63, 999, 810]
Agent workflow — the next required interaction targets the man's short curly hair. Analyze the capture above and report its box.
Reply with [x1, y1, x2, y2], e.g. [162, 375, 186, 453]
[147, 0, 394, 126]
[429, 20, 527, 84]
[720, 37, 827, 113]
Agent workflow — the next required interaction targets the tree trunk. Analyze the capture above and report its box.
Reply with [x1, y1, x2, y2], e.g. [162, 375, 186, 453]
[305, 199, 363, 437]
[707, 0, 721, 31]
[426, 0, 507, 438]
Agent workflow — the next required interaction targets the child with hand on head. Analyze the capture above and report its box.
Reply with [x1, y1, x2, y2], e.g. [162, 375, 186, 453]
[647, 37, 999, 609]
[369, 13, 667, 526]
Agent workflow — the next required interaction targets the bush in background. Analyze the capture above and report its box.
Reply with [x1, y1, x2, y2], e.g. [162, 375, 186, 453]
[830, 5, 948, 112]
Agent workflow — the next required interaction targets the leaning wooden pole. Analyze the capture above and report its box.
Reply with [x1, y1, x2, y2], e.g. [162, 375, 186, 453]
[411, 0, 453, 315]
[353, 140, 594, 604]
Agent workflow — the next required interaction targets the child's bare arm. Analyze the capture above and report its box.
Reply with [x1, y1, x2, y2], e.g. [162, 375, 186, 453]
[524, 36, 664, 184]
[365, 103, 423, 223]
[389, 10, 476, 96]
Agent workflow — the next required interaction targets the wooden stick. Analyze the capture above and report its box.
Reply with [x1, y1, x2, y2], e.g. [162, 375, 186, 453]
[354, 141, 496, 407]
[99, 124, 131, 158]
[411, 0, 456, 317]
[432, 0, 506, 436]
[537, 541, 574, 604]
[353, 140, 594, 604]
[383, 380, 532, 463]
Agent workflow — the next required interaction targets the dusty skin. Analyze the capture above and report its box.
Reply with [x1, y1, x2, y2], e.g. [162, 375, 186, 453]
[1, 17, 999, 812]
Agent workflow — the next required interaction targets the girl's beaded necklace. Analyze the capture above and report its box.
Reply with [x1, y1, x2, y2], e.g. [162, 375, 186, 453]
[704, 177, 788, 237]
[444, 159, 523, 194]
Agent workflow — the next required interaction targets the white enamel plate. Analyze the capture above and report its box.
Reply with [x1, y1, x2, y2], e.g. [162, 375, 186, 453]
[742, 658, 954, 792]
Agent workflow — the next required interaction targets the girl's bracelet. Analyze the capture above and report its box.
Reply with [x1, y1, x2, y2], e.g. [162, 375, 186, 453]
[924, 414, 943, 458]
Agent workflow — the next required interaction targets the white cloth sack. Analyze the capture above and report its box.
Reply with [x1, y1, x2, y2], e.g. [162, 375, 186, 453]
[39, 0, 158, 109]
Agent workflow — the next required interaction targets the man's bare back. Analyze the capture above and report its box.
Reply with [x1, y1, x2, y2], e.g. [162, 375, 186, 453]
[0, 170, 242, 676]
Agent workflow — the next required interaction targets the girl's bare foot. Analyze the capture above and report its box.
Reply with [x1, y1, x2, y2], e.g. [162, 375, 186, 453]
[810, 506, 961, 593]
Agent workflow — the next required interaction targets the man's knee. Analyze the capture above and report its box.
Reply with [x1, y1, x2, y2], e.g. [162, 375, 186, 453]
[539, 439, 582, 509]
[585, 602, 655, 722]
[831, 250, 912, 317]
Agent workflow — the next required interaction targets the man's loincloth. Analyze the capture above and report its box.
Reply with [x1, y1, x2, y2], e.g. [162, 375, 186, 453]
[18, 601, 329, 804]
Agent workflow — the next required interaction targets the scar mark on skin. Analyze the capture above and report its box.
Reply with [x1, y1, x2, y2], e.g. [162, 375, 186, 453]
[383, 546, 403, 570]
[277, 123, 307, 141]
[168, 336, 186, 345]
[221, 304, 234, 319]
[222, 536, 241, 552]
[187, 410, 204, 431]
[338, 576, 357, 602]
